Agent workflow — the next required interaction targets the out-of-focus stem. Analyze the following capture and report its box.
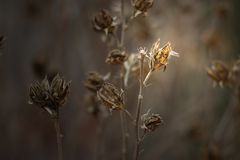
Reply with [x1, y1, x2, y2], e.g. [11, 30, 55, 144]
[53, 112, 63, 160]
[119, 0, 128, 160]
[134, 53, 145, 160]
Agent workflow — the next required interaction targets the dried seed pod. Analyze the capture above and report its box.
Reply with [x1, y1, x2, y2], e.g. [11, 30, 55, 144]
[149, 39, 179, 71]
[207, 61, 230, 87]
[29, 74, 71, 116]
[84, 72, 105, 92]
[141, 111, 163, 132]
[106, 49, 128, 65]
[97, 82, 124, 111]
[92, 9, 115, 34]
[133, 0, 154, 17]
[0, 35, 6, 49]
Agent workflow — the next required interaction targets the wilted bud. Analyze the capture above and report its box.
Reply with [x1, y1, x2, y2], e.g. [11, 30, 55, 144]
[29, 74, 71, 116]
[97, 82, 124, 111]
[141, 111, 163, 132]
[229, 59, 240, 87]
[0, 35, 6, 49]
[149, 39, 179, 71]
[92, 9, 115, 35]
[106, 49, 128, 65]
[207, 61, 230, 87]
[133, 0, 154, 17]
[84, 72, 105, 92]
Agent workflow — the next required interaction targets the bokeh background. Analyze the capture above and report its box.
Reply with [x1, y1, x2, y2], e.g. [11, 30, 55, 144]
[1, 0, 240, 159]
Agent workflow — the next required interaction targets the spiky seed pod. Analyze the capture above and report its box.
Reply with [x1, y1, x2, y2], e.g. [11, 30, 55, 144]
[149, 39, 179, 71]
[97, 82, 124, 111]
[133, 0, 154, 17]
[106, 49, 128, 65]
[92, 9, 115, 34]
[207, 61, 230, 87]
[29, 74, 71, 116]
[141, 112, 163, 132]
[84, 72, 105, 92]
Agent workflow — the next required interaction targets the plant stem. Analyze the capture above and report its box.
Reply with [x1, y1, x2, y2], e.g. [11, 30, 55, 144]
[120, 64, 128, 160]
[134, 53, 145, 160]
[119, 0, 128, 160]
[53, 112, 63, 160]
[120, 0, 125, 49]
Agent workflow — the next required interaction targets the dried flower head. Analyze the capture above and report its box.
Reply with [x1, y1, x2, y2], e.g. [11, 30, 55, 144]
[106, 49, 128, 64]
[29, 74, 71, 116]
[207, 61, 230, 87]
[0, 35, 6, 49]
[97, 82, 124, 111]
[133, 0, 154, 17]
[141, 110, 163, 132]
[149, 39, 179, 71]
[84, 72, 105, 92]
[93, 9, 116, 35]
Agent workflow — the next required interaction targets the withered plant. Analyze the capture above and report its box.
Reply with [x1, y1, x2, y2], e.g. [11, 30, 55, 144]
[206, 59, 240, 159]
[29, 74, 71, 160]
[85, 0, 179, 160]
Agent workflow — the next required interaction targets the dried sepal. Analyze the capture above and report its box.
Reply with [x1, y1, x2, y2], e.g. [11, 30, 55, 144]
[133, 0, 154, 17]
[207, 61, 230, 87]
[106, 49, 128, 65]
[97, 82, 124, 111]
[92, 9, 116, 35]
[141, 110, 163, 132]
[29, 74, 71, 117]
[84, 72, 105, 92]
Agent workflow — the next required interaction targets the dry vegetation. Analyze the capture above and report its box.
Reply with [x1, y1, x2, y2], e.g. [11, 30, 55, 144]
[0, 0, 240, 160]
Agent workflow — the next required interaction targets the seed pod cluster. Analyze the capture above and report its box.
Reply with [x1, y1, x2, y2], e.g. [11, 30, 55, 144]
[106, 49, 128, 65]
[29, 74, 71, 116]
[84, 72, 105, 92]
[141, 112, 163, 132]
[92, 9, 115, 34]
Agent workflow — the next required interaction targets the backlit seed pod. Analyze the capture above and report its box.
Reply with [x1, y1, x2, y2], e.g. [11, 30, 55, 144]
[149, 39, 179, 71]
[207, 61, 230, 87]
[141, 112, 163, 132]
[106, 49, 128, 65]
[97, 82, 124, 111]
[133, 0, 154, 17]
[92, 9, 115, 34]
[84, 72, 105, 92]
[29, 74, 71, 116]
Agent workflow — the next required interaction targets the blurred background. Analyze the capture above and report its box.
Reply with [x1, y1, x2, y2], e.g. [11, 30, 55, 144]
[0, 0, 240, 159]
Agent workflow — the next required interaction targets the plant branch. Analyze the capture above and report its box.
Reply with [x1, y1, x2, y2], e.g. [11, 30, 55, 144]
[134, 53, 145, 160]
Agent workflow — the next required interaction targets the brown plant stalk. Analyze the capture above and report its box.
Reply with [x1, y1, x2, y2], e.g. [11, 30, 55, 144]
[134, 52, 145, 160]
[53, 111, 63, 160]
[119, 0, 129, 160]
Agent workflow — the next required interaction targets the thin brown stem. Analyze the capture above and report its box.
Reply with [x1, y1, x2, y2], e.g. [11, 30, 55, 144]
[120, 0, 125, 48]
[119, 0, 128, 160]
[134, 53, 144, 160]
[53, 113, 63, 160]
